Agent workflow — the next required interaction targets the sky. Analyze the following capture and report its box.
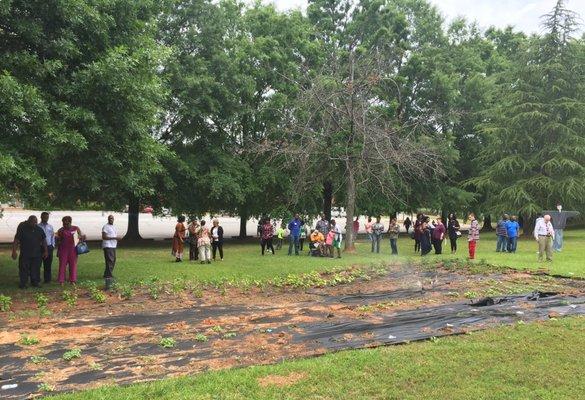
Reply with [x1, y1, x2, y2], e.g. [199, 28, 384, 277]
[267, 0, 585, 35]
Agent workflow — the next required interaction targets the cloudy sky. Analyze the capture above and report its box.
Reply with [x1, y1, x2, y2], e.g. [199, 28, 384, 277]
[268, 0, 585, 34]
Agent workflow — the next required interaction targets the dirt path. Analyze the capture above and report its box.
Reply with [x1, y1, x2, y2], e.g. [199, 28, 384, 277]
[1, 266, 584, 398]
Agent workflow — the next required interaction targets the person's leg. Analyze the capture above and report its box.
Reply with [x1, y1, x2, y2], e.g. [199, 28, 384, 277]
[437, 240, 442, 255]
[205, 244, 211, 262]
[268, 239, 275, 254]
[29, 256, 41, 286]
[189, 244, 195, 261]
[218, 243, 223, 260]
[198, 246, 205, 263]
[300, 238, 304, 251]
[415, 238, 420, 252]
[104, 248, 115, 290]
[288, 236, 293, 255]
[376, 236, 381, 253]
[69, 251, 78, 283]
[43, 245, 53, 283]
[294, 236, 300, 255]
[545, 237, 553, 261]
[537, 237, 545, 261]
[556, 229, 564, 252]
[18, 256, 29, 288]
[211, 242, 217, 260]
[370, 234, 375, 252]
[496, 236, 501, 252]
[261, 239, 266, 255]
[391, 239, 397, 255]
[468, 240, 475, 259]
[58, 254, 67, 284]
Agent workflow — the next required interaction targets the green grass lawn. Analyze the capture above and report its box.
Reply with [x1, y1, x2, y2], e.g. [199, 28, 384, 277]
[49, 316, 585, 400]
[1, 230, 584, 293]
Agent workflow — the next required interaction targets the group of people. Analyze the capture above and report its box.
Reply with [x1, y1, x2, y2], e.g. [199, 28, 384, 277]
[11, 205, 577, 289]
[258, 214, 344, 258]
[172, 217, 224, 263]
[11, 213, 119, 290]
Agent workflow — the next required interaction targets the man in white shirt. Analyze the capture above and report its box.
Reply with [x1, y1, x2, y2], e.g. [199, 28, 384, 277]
[38, 212, 55, 283]
[102, 215, 120, 290]
[533, 214, 555, 262]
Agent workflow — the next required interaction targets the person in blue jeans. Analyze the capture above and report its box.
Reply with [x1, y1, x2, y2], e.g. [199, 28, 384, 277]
[506, 215, 520, 253]
[287, 214, 304, 256]
[495, 214, 509, 252]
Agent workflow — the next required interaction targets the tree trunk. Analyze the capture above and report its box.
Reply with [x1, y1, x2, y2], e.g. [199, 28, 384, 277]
[123, 195, 142, 241]
[482, 214, 492, 231]
[522, 214, 536, 236]
[323, 180, 333, 221]
[344, 165, 356, 252]
[238, 207, 248, 239]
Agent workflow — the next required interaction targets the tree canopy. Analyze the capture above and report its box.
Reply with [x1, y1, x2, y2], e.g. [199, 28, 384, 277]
[1, 0, 583, 236]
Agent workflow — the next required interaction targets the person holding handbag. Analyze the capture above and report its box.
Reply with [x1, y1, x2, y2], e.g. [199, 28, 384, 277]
[56, 216, 85, 285]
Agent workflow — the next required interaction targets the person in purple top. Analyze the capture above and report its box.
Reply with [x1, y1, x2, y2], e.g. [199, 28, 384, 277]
[287, 214, 304, 256]
[431, 217, 446, 254]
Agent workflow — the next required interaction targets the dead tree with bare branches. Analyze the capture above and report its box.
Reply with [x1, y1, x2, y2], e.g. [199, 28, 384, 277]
[258, 47, 447, 251]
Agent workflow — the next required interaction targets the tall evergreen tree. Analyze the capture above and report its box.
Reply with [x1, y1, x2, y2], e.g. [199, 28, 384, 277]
[471, 0, 585, 225]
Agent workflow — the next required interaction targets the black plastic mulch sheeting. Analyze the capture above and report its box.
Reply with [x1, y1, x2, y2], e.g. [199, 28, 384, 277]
[1, 284, 584, 398]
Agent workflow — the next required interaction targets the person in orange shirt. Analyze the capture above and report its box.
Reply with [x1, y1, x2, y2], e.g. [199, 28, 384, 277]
[310, 229, 325, 256]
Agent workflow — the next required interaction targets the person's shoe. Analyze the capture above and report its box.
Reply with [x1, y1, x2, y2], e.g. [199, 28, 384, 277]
[105, 278, 113, 291]
[207, 260, 211, 264]
[31, 283, 41, 288]
[200, 261, 205, 264]
[18, 284, 27, 289]
[175, 258, 181, 262]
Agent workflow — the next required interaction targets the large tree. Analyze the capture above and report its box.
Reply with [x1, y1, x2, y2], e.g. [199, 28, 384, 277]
[471, 0, 585, 226]
[0, 0, 169, 239]
[160, 0, 319, 235]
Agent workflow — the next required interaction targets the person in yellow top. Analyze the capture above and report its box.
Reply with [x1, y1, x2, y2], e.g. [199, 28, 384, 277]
[310, 230, 325, 256]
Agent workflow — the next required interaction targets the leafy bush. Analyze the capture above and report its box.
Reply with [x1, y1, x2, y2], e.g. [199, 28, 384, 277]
[30, 355, 48, 364]
[194, 333, 208, 342]
[35, 293, 49, 308]
[159, 337, 176, 348]
[0, 294, 11, 312]
[62, 348, 82, 361]
[62, 290, 77, 307]
[20, 335, 40, 346]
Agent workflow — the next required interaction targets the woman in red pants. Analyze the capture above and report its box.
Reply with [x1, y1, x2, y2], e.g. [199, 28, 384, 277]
[56, 216, 84, 285]
[468, 213, 480, 260]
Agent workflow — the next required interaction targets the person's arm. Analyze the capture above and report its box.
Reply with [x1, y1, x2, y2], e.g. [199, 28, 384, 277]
[41, 239, 48, 259]
[77, 227, 86, 242]
[11, 235, 19, 260]
[533, 221, 539, 241]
